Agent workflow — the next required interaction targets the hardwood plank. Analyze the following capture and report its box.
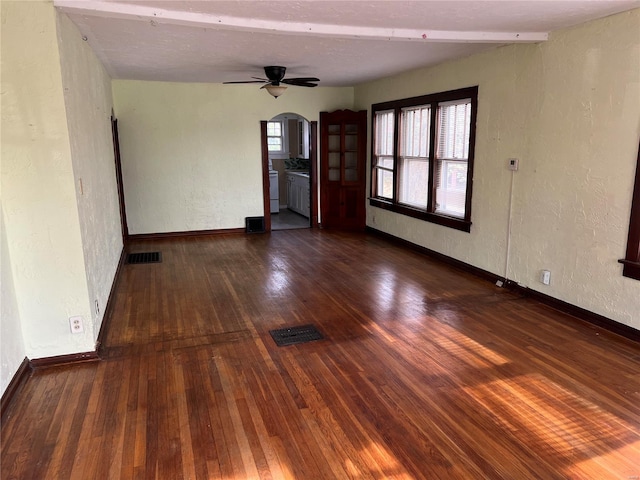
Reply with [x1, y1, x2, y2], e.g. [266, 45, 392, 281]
[2, 230, 639, 479]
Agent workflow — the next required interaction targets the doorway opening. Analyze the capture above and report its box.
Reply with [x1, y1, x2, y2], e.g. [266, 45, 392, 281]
[262, 113, 317, 231]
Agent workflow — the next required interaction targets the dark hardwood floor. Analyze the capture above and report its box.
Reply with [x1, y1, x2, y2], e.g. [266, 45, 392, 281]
[2, 229, 639, 479]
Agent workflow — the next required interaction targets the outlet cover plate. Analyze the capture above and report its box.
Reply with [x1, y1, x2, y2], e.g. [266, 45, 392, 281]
[69, 316, 84, 334]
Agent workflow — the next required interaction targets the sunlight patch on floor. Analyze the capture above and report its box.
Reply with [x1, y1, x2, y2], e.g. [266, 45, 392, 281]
[571, 439, 640, 479]
[435, 327, 510, 366]
[465, 373, 640, 478]
[352, 441, 416, 479]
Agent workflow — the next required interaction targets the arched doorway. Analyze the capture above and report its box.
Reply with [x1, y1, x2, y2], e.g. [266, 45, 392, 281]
[260, 113, 318, 231]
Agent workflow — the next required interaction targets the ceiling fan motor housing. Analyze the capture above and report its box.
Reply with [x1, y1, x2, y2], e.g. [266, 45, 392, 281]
[265, 66, 287, 84]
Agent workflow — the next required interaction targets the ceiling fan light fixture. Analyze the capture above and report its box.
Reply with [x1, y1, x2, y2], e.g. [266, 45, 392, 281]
[265, 84, 287, 98]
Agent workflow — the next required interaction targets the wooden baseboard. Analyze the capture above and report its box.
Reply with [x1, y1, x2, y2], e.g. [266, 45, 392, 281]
[128, 228, 245, 241]
[95, 246, 127, 354]
[2, 247, 124, 414]
[366, 226, 501, 283]
[1, 357, 31, 419]
[367, 226, 639, 343]
[30, 351, 100, 369]
[504, 280, 640, 342]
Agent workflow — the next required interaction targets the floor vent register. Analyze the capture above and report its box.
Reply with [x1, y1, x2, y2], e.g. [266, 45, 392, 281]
[269, 324, 324, 347]
[127, 252, 162, 264]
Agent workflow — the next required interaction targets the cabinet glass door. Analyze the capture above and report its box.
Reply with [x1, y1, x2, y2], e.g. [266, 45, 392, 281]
[344, 124, 359, 183]
[328, 124, 341, 182]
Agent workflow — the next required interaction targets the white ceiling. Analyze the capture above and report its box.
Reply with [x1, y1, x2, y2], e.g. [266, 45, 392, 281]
[55, 0, 640, 87]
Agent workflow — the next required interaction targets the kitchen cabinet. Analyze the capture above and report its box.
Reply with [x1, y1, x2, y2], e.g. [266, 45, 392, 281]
[320, 109, 367, 229]
[286, 172, 310, 218]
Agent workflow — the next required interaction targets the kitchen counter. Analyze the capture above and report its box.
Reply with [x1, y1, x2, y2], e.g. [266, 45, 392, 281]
[286, 171, 309, 178]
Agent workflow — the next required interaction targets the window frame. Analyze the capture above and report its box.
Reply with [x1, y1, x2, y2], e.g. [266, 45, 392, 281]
[372, 109, 395, 200]
[619, 140, 640, 280]
[369, 86, 478, 232]
[266, 120, 285, 153]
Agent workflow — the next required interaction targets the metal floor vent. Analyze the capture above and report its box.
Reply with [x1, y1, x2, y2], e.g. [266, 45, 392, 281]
[245, 216, 265, 234]
[269, 324, 324, 347]
[127, 252, 162, 264]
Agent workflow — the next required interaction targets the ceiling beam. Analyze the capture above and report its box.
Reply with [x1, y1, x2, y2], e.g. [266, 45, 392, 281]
[54, 1, 549, 44]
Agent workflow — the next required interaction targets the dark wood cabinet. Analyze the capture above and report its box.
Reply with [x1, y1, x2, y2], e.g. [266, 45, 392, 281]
[320, 109, 367, 229]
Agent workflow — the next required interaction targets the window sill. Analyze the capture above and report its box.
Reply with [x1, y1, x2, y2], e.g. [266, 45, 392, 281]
[618, 259, 640, 280]
[369, 198, 471, 232]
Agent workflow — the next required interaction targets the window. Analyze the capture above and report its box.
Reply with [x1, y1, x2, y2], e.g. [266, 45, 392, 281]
[399, 105, 430, 208]
[370, 86, 478, 232]
[619, 140, 640, 280]
[372, 110, 394, 199]
[267, 121, 284, 152]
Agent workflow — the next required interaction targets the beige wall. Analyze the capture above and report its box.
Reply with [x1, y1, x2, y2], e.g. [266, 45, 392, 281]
[57, 12, 122, 339]
[1, 1, 121, 395]
[112, 81, 353, 234]
[355, 9, 640, 329]
[1, 211, 25, 394]
[1, 1, 93, 362]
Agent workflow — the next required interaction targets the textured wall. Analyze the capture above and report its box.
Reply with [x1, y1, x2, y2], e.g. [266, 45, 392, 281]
[355, 9, 640, 329]
[57, 12, 122, 342]
[112, 81, 353, 234]
[1, 211, 26, 394]
[1, 1, 94, 361]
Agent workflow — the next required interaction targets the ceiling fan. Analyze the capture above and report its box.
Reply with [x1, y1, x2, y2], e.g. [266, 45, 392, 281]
[223, 66, 320, 98]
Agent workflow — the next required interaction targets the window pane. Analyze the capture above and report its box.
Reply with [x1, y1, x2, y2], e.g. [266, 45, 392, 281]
[376, 168, 394, 199]
[375, 111, 395, 156]
[398, 106, 430, 209]
[398, 157, 428, 208]
[267, 138, 281, 148]
[435, 160, 467, 217]
[374, 111, 395, 198]
[437, 100, 471, 160]
[267, 121, 281, 136]
[401, 106, 430, 158]
[267, 121, 284, 152]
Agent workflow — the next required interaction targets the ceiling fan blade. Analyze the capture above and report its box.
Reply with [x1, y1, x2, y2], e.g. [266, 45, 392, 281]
[223, 80, 268, 84]
[251, 77, 269, 81]
[284, 77, 320, 83]
[282, 79, 319, 87]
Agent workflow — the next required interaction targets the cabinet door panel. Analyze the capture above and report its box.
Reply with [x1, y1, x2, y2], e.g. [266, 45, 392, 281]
[344, 189, 361, 219]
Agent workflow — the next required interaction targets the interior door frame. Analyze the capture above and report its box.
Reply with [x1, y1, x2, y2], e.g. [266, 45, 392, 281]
[111, 116, 129, 243]
[261, 120, 318, 231]
[309, 121, 319, 228]
[260, 121, 272, 232]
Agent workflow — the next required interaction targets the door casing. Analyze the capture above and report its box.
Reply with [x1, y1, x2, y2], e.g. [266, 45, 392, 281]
[261, 120, 318, 231]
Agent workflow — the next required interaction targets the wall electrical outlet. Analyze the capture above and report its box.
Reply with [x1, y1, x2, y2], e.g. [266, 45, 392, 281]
[69, 316, 84, 334]
[540, 270, 551, 285]
[508, 158, 519, 171]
